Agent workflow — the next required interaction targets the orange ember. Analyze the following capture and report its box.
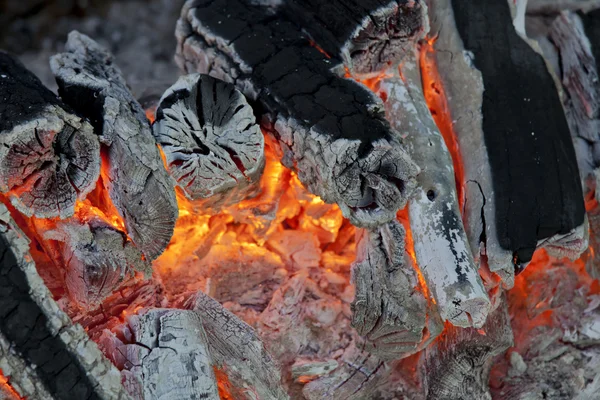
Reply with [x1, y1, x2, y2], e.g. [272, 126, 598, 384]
[419, 38, 466, 209]
[308, 39, 331, 59]
[0, 370, 23, 400]
[344, 66, 392, 95]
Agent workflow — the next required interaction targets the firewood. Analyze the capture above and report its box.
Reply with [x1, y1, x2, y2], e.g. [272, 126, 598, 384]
[184, 290, 289, 400]
[0, 203, 130, 399]
[351, 220, 442, 358]
[32, 211, 151, 309]
[154, 73, 264, 207]
[527, 0, 600, 14]
[424, 296, 513, 400]
[0, 51, 100, 220]
[280, 0, 428, 74]
[176, 0, 419, 228]
[104, 309, 220, 400]
[50, 31, 178, 261]
[381, 61, 491, 328]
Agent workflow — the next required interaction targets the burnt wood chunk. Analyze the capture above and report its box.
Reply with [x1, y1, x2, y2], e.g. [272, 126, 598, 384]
[0, 51, 100, 220]
[527, 0, 600, 14]
[176, 0, 419, 228]
[50, 31, 178, 261]
[282, 0, 427, 74]
[451, 0, 585, 265]
[154, 73, 264, 206]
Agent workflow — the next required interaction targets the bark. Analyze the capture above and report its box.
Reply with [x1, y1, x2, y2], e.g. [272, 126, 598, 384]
[281, 0, 428, 74]
[527, 0, 600, 13]
[381, 60, 490, 328]
[50, 31, 178, 261]
[0, 203, 130, 400]
[183, 290, 289, 400]
[0, 51, 100, 219]
[154, 73, 264, 207]
[176, 0, 419, 228]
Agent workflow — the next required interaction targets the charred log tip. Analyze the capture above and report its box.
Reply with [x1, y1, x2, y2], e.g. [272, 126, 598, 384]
[153, 73, 265, 204]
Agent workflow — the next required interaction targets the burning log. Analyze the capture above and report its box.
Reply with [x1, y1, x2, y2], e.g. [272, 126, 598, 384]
[423, 296, 513, 400]
[184, 290, 288, 400]
[153, 73, 264, 207]
[176, 0, 420, 228]
[102, 309, 220, 400]
[50, 31, 178, 260]
[0, 51, 100, 220]
[527, 0, 600, 13]
[381, 61, 490, 328]
[281, 0, 428, 74]
[351, 220, 442, 358]
[0, 203, 129, 399]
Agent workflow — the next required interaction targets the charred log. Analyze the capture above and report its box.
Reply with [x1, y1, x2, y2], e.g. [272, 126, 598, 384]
[0, 51, 100, 220]
[281, 0, 428, 74]
[50, 31, 178, 261]
[176, 0, 419, 228]
[527, 0, 600, 14]
[154, 73, 264, 207]
[0, 203, 129, 399]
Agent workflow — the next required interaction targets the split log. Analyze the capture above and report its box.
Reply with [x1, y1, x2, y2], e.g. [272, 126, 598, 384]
[351, 220, 443, 358]
[50, 31, 178, 260]
[281, 0, 428, 74]
[101, 309, 220, 400]
[0, 203, 130, 399]
[183, 290, 289, 400]
[423, 295, 513, 400]
[0, 51, 100, 219]
[153, 73, 265, 207]
[32, 211, 151, 309]
[381, 61, 490, 327]
[527, 0, 600, 14]
[176, 0, 420, 228]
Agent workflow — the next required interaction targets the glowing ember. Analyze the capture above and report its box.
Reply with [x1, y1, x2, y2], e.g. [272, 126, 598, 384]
[0, 370, 22, 400]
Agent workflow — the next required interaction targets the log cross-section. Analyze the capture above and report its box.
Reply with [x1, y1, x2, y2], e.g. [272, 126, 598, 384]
[50, 31, 178, 261]
[0, 51, 100, 220]
[176, 0, 420, 228]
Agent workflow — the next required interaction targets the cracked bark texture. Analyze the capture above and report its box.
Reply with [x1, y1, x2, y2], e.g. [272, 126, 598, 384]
[0, 203, 130, 400]
[184, 290, 289, 400]
[50, 31, 178, 261]
[381, 60, 490, 328]
[527, 0, 600, 13]
[351, 220, 442, 358]
[0, 51, 100, 220]
[281, 0, 428, 74]
[154, 73, 264, 207]
[176, 0, 419, 228]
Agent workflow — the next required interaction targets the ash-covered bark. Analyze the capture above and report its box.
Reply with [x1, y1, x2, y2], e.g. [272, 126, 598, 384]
[0, 203, 130, 400]
[527, 0, 600, 13]
[154, 73, 264, 206]
[176, 0, 419, 228]
[0, 51, 100, 219]
[281, 0, 428, 74]
[50, 31, 178, 260]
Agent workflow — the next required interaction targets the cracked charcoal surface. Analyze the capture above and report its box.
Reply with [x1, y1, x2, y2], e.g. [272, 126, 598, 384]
[0, 51, 100, 219]
[177, 0, 419, 228]
[51, 31, 178, 261]
[452, 0, 585, 264]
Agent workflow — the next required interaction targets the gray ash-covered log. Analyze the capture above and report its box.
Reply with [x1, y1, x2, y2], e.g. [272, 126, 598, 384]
[281, 0, 428, 74]
[0, 51, 100, 220]
[176, 0, 420, 228]
[50, 31, 178, 261]
[153, 73, 264, 208]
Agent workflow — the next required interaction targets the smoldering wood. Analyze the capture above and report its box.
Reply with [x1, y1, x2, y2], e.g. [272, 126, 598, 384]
[527, 0, 600, 14]
[351, 220, 441, 358]
[280, 0, 428, 74]
[176, 0, 420, 228]
[32, 214, 151, 310]
[184, 290, 289, 400]
[105, 309, 220, 400]
[50, 31, 178, 261]
[449, 0, 585, 266]
[0, 51, 100, 220]
[381, 61, 490, 327]
[0, 203, 130, 399]
[424, 296, 513, 400]
[154, 73, 265, 206]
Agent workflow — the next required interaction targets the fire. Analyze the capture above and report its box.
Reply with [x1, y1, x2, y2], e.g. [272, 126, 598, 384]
[0, 370, 23, 400]
[344, 66, 392, 94]
[308, 39, 331, 59]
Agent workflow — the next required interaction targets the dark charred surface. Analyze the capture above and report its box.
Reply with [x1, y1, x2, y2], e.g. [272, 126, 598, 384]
[451, 0, 585, 264]
[579, 9, 600, 70]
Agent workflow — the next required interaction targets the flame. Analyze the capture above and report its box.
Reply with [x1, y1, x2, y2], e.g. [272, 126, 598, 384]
[419, 38, 466, 209]
[0, 370, 23, 400]
[344, 66, 392, 94]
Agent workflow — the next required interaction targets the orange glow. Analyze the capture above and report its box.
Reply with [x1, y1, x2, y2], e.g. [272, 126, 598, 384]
[145, 105, 157, 124]
[308, 39, 331, 59]
[213, 366, 236, 400]
[419, 38, 466, 209]
[0, 370, 23, 400]
[344, 66, 392, 94]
